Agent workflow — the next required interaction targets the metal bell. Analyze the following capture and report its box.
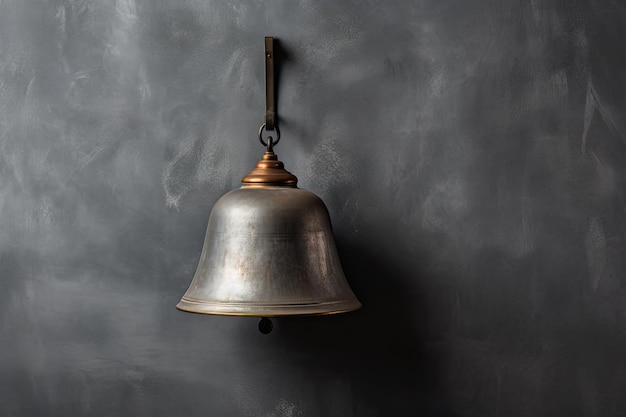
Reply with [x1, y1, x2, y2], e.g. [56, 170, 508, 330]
[176, 149, 361, 316]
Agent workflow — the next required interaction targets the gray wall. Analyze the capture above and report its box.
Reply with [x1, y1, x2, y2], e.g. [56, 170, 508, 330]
[2, 0, 626, 416]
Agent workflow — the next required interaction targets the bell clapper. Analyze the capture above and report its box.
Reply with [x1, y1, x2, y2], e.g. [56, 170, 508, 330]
[258, 317, 273, 334]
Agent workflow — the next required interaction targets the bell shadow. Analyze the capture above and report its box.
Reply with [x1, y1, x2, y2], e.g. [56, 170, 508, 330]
[270, 38, 312, 149]
[275, 240, 453, 416]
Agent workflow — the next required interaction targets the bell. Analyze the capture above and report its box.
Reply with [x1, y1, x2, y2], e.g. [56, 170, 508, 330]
[176, 148, 361, 317]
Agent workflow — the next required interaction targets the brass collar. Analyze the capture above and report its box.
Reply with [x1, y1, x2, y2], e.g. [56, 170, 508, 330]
[242, 151, 298, 187]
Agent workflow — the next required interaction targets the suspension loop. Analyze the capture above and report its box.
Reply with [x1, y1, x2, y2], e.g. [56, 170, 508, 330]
[258, 123, 281, 149]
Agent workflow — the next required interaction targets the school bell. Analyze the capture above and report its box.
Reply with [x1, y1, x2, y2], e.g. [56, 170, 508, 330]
[176, 38, 361, 332]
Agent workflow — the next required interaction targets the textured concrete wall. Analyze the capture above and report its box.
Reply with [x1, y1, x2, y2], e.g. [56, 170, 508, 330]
[1, 1, 626, 416]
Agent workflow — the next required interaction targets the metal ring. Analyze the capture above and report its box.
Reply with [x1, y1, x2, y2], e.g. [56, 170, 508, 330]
[258, 123, 281, 147]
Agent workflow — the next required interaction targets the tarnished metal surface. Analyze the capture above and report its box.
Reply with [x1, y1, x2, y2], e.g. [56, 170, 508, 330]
[177, 184, 361, 316]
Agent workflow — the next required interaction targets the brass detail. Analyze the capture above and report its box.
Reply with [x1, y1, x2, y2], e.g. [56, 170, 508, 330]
[242, 151, 297, 187]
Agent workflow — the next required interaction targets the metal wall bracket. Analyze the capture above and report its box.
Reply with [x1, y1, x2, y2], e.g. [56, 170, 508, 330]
[265, 37, 276, 132]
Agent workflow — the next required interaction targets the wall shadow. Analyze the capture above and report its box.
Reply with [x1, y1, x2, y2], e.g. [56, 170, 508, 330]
[273, 38, 291, 128]
[274, 241, 454, 416]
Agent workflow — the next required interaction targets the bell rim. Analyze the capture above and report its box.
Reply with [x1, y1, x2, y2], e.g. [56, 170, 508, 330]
[176, 297, 362, 317]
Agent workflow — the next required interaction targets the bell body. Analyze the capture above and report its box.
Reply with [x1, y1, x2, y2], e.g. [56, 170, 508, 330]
[177, 152, 361, 316]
